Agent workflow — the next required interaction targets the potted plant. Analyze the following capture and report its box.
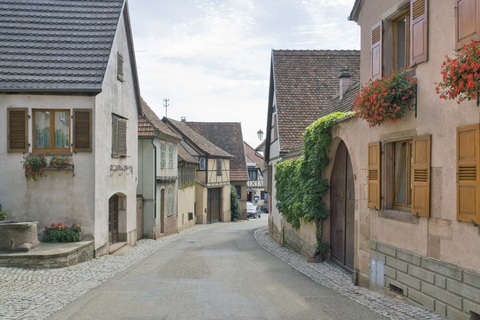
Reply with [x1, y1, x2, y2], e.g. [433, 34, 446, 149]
[49, 155, 72, 169]
[0, 205, 7, 221]
[436, 41, 480, 105]
[22, 154, 48, 180]
[353, 68, 417, 127]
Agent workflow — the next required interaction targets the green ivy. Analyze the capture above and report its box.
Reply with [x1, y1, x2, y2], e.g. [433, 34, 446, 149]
[275, 112, 353, 255]
[230, 185, 242, 219]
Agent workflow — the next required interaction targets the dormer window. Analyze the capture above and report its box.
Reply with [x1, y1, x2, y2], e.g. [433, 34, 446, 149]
[117, 52, 124, 82]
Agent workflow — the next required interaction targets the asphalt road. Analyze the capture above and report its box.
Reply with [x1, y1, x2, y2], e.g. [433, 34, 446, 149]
[47, 215, 387, 320]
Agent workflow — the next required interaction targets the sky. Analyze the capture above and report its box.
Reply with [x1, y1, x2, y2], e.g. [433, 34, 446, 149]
[128, 0, 360, 148]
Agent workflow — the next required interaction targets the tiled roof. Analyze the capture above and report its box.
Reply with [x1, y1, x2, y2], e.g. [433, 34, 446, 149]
[177, 144, 198, 164]
[138, 99, 181, 139]
[164, 118, 233, 159]
[272, 50, 360, 155]
[0, 0, 124, 92]
[244, 142, 264, 168]
[323, 81, 360, 115]
[185, 122, 249, 181]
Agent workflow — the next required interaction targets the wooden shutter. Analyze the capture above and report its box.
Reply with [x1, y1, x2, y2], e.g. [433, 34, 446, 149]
[457, 124, 480, 223]
[410, 0, 428, 64]
[368, 142, 381, 209]
[371, 21, 383, 80]
[117, 118, 127, 157]
[7, 108, 28, 153]
[112, 116, 118, 156]
[411, 135, 431, 217]
[456, 0, 480, 49]
[73, 109, 92, 152]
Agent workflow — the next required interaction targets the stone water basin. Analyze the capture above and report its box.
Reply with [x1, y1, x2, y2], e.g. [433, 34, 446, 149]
[0, 221, 39, 252]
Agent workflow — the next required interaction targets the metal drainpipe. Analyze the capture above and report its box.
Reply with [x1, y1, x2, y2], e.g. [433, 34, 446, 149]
[151, 132, 160, 218]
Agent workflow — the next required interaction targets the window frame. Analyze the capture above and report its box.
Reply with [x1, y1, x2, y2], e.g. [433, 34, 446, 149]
[32, 109, 71, 153]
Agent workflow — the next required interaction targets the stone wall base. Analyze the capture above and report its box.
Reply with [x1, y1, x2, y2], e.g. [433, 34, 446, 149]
[0, 241, 94, 268]
[268, 215, 283, 245]
[370, 240, 480, 320]
[283, 227, 316, 258]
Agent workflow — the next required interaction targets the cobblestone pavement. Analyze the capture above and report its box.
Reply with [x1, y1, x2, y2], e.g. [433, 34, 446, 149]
[0, 223, 445, 320]
[254, 227, 446, 320]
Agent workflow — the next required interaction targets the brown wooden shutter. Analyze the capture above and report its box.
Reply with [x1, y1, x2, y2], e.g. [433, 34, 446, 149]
[368, 142, 381, 209]
[456, 0, 480, 49]
[411, 135, 431, 217]
[457, 124, 480, 223]
[7, 108, 28, 153]
[410, 0, 428, 64]
[117, 119, 127, 157]
[73, 109, 92, 152]
[371, 21, 383, 80]
[112, 116, 118, 156]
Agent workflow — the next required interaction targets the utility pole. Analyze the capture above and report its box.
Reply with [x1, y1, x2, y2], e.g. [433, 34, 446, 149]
[163, 98, 169, 118]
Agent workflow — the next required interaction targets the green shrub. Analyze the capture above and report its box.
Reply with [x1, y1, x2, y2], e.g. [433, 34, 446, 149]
[230, 185, 242, 219]
[44, 223, 83, 243]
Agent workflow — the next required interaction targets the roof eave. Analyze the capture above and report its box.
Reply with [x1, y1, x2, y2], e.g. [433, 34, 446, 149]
[348, 0, 363, 22]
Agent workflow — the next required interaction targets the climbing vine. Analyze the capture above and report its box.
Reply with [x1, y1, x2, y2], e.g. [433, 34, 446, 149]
[275, 112, 353, 256]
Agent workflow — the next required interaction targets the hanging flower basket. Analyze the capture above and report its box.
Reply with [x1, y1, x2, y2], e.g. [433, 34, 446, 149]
[436, 41, 480, 105]
[353, 68, 417, 127]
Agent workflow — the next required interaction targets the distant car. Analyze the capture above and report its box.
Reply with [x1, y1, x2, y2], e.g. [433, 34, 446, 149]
[262, 206, 269, 213]
[247, 202, 261, 219]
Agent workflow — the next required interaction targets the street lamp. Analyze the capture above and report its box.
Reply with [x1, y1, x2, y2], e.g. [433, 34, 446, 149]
[257, 129, 264, 141]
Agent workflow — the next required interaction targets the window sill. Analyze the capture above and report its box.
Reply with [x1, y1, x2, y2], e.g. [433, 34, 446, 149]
[30, 152, 73, 156]
[378, 209, 419, 225]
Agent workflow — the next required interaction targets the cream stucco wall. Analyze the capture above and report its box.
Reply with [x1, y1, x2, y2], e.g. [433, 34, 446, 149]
[92, 12, 139, 254]
[177, 186, 196, 232]
[336, 0, 480, 285]
[0, 95, 96, 239]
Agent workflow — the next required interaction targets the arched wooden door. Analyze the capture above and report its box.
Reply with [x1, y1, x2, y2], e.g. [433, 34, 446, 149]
[330, 141, 355, 272]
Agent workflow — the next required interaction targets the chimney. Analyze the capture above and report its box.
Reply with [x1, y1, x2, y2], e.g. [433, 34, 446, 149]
[339, 68, 352, 100]
[181, 117, 186, 122]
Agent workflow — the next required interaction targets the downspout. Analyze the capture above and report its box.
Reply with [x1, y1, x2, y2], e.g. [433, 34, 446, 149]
[151, 132, 160, 219]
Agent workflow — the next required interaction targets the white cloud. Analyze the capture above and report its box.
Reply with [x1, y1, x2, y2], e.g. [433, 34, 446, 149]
[129, 0, 359, 146]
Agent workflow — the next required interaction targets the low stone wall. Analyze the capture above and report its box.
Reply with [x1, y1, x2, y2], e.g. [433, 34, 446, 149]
[283, 227, 316, 258]
[370, 240, 480, 320]
[0, 241, 94, 268]
[268, 216, 283, 245]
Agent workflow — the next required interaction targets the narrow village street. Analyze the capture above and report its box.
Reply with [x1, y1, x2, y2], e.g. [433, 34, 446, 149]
[1, 217, 444, 320]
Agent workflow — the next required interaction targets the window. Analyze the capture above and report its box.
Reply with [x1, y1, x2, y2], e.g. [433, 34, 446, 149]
[456, 0, 480, 49]
[199, 157, 206, 171]
[261, 191, 265, 199]
[370, 0, 428, 79]
[112, 114, 127, 157]
[392, 140, 412, 209]
[160, 143, 166, 169]
[117, 52, 124, 82]
[168, 144, 174, 169]
[33, 109, 70, 152]
[7, 108, 91, 154]
[248, 169, 258, 181]
[393, 13, 409, 70]
[368, 135, 431, 217]
[457, 124, 480, 224]
[168, 186, 174, 216]
[217, 158, 222, 176]
[235, 185, 241, 199]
